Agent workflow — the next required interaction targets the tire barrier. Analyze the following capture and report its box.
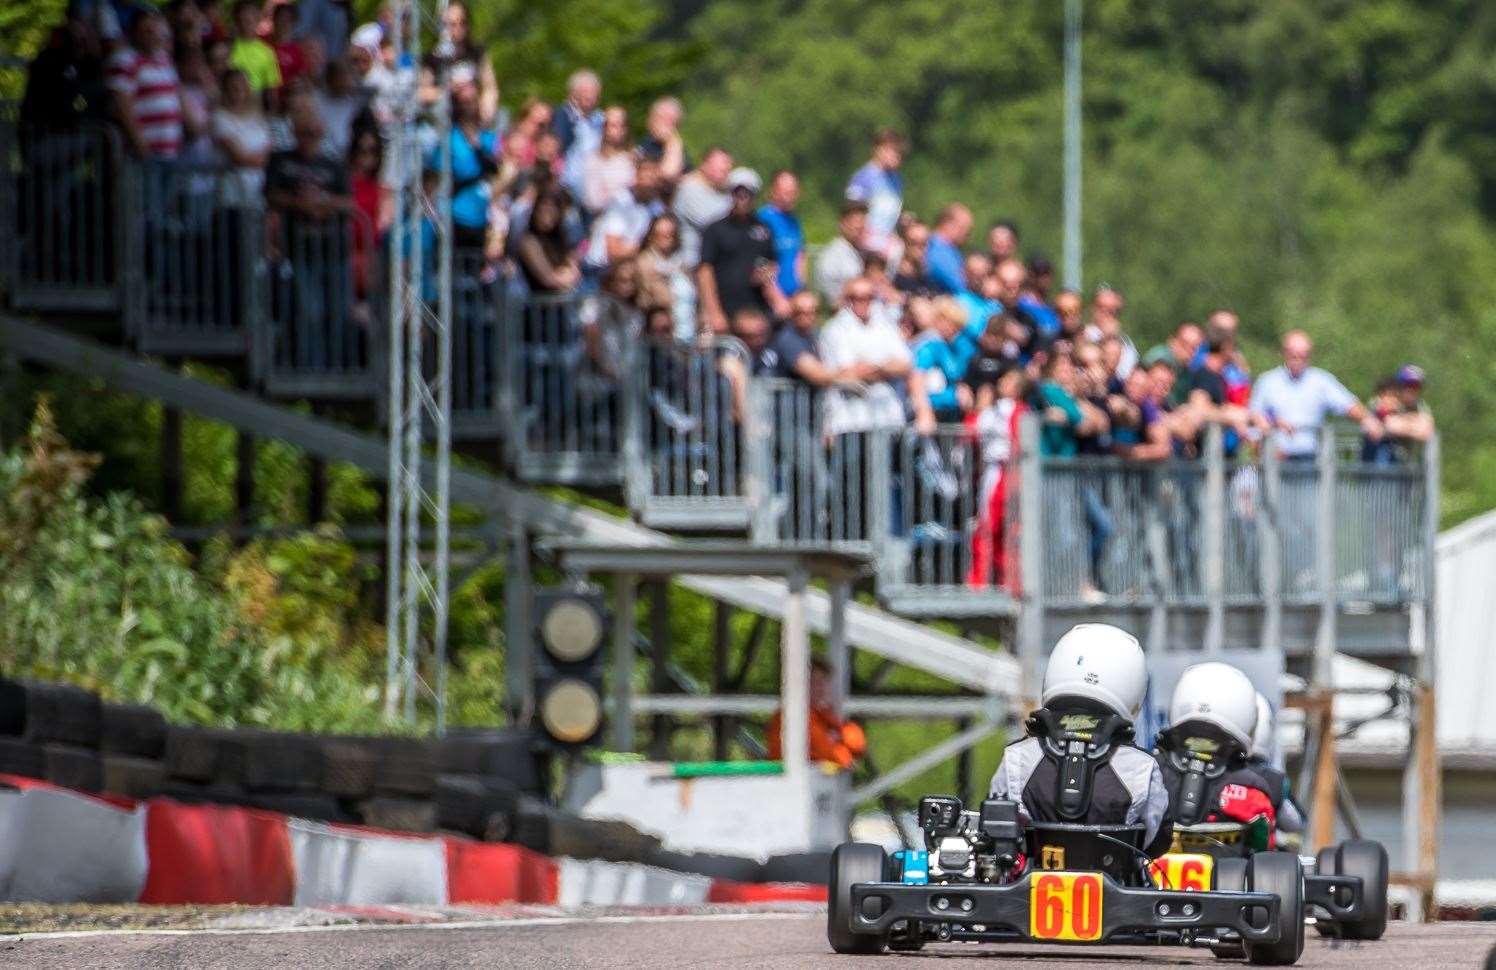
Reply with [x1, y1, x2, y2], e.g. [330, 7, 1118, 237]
[643, 848, 763, 884]
[0, 738, 45, 779]
[375, 737, 437, 798]
[101, 754, 167, 800]
[437, 729, 545, 791]
[163, 726, 227, 783]
[42, 743, 103, 793]
[317, 736, 380, 800]
[358, 796, 438, 834]
[240, 732, 320, 793]
[99, 702, 168, 759]
[0, 680, 102, 747]
[759, 850, 832, 886]
[434, 775, 522, 839]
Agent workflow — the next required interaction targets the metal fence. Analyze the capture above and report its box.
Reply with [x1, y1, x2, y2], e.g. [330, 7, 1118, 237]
[749, 379, 894, 549]
[626, 335, 751, 529]
[1, 123, 124, 312]
[448, 251, 504, 440]
[501, 293, 630, 485]
[127, 164, 261, 358]
[261, 207, 381, 400]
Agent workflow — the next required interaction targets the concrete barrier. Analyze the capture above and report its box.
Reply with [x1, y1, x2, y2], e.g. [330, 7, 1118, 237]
[140, 799, 295, 904]
[0, 779, 147, 902]
[557, 858, 712, 907]
[290, 820, 448, 906]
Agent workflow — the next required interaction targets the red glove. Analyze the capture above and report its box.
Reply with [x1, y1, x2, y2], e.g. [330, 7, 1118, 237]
[1215, 783, 1277, 846]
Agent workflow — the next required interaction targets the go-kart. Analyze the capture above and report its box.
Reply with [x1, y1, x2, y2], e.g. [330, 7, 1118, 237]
[827, 795, 1305, 965]
[1155, 820, 1388, 947]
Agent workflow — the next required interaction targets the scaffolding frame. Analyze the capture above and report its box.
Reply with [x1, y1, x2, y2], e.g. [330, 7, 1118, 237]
[384, 0, 455, 730]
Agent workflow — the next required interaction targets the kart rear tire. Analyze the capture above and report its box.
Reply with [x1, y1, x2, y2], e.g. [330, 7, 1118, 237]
[1215, 857, 1249, 892]
[1335, 839, 1388, 941]
[827, 843, 887, 955]
[1312, 845, 1340, 937]
[1244, 852, 1305, 966]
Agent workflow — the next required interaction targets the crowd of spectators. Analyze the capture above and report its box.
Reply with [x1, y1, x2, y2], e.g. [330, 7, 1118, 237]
[19, 1, 1439, 593]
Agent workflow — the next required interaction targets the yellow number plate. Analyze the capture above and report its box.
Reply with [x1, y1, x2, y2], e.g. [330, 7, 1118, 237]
[1029, 871, 1104, 941]
[1150, 853, 1215, 892]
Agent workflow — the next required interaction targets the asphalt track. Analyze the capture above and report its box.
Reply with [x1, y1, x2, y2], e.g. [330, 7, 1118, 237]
[7, 911, 1496, 969]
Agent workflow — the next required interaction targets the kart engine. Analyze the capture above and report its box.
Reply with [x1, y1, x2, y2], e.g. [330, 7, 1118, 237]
[917, 795, 1025, 883]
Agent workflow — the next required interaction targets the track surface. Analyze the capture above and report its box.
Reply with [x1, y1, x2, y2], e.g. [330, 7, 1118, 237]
[6, 912, 1495, 968]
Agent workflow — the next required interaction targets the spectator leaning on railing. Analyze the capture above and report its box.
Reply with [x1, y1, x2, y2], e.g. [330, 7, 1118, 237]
[212, 67, 271, 205]
[1249, 330, 1382, 459]
[633, 213, 696, 342]
[22, 10, 109, 128]
[1363, 365, 1435, 464]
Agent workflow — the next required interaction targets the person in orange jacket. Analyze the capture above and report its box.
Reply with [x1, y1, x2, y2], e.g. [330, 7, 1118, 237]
[765, 658, 866, 770]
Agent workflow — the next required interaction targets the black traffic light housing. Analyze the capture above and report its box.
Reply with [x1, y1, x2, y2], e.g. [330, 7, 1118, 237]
[531, 585, 610, 749]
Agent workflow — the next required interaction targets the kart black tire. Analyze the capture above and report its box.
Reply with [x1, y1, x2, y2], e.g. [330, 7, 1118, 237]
[1215, 857, 1249, 892]
[761, 851, 833, 886]
[828, 843, 887, 955]
[1336, 839, 1388, 941]
[1245, 852, 1305, 966]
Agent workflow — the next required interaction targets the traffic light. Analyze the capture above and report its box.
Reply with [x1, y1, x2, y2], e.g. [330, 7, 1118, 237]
[532, 586, 609, 749]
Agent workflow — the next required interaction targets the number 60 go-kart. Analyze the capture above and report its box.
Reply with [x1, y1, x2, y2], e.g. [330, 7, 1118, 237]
[828, 795, 1305, 965]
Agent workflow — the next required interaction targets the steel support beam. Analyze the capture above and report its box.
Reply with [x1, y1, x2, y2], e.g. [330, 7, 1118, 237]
[781, 567, 810, 783]
[850, 718, 1003, 804]
[611, 572, 636, 752]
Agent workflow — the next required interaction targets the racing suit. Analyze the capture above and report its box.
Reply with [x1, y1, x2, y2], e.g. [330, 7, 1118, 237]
[1155, 750, 1278, 845]
[989, 708, 1175, 858]
[1248, 757, 1305, 834]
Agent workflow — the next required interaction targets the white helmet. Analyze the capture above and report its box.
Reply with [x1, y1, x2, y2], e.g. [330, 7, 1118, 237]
[1251, 691, 1274, 759]
[1168, 662, 1259, 753]
[1042, 624, 1147, 719]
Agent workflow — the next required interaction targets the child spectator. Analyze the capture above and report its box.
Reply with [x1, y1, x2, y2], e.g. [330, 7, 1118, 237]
[229, 0, 282, 99]
[107, 11, 183, 160]
[968, 368, 1031, 589]
[268, 1, 308, 86]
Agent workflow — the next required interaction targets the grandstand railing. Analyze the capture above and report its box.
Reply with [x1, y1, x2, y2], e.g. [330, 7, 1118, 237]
[1, 122, 125, 313]
[0, 123, 1439, 630]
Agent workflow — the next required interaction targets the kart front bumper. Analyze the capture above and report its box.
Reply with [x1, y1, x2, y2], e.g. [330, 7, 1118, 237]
[849, 872, 1284, 945]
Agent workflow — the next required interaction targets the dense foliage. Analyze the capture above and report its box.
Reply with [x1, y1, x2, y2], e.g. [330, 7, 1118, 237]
[0, 403, 505, 732]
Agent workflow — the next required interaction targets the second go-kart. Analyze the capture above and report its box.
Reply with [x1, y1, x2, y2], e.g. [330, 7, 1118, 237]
[827, 794, 1306, 965]
[1154, 821, 1387, 957]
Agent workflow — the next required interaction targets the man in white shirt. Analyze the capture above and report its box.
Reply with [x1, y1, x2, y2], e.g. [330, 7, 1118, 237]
[585, 158, 662, 271]
[672, 146, 733, 268]
[814, 200, 868, 309]
[1249, 330, 1382, 458]
[818, 276, 935, 438]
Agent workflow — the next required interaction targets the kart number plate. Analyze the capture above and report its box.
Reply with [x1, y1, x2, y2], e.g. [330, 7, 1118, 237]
[1151, 853, 1214, 892]
[1029, 871, 1103, 941]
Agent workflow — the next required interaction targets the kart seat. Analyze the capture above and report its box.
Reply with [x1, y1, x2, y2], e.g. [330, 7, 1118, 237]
[1027, 822, 1149, 886]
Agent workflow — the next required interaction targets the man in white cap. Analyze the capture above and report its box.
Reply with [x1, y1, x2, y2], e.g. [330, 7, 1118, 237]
[697, 166, 790, 335]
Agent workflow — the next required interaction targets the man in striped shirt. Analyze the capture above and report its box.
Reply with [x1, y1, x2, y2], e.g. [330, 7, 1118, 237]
[106, 11, 183, 160]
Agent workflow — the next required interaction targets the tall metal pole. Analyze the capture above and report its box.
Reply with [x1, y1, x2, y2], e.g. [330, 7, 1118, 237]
[1062, 0, 1083, 292]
